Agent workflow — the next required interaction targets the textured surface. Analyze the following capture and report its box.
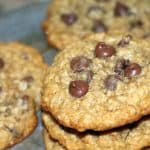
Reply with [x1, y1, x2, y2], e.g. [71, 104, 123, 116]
[0, 43, 47, 106]
[43, 0, 150, 49]
[42, 33, 150, 131]
[43, 113, 150, 150]
[43, 129, 65, 150]
[0, 42, 48, 149]
[0, 80, 37, 150]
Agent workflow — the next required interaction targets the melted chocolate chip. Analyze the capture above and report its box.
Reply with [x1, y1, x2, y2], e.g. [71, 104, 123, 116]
[69, 80, 89, 98]
[114, 59, 130, 74]
[92, 20, 107, 33]
[141, 147, 150, 150]
[0, 58, 5, 69]
[95, 42, 116, 58]
[124, 63, 142, 78]
[118, 35, 132, 47]
[130, 20, 143, 29]
[23, 76, 34, 82]
[61, 13, 78, 25]
[86, 71, 94, 83]
[104, 75, 119, 91]
[70, 56, 91, 72]
[114, 2, 130, 17]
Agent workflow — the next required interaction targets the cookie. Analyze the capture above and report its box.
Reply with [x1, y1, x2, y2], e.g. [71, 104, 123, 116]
[0, 42, 47, 149]
[43, 113, 150, 150]
[43, 0, 150, 49]
[0, 76, 37, 150]
[0, 42, 47, 106]
[42, 33, 150, 131]
[43, 129, 65, 150]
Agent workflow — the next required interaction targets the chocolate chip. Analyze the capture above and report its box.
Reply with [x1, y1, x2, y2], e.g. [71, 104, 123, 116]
[70, 56, 91, 72]
[141, 147, 150, 150]
[69, 80, 89, 98]
[23, 76, 34, 82]
[0, 58, 5, 69]
[95, 42, 116, 58]
[104, 75, 119, 91]
[124, 63, 142, 78]
[114, 59, 130, 74]
[61, 13, 78, 25]
[118, 35, 132, 47]
[92, 20, 107, 33]
[130, 20, 143, 29]
[114, 2, 130, 17]
[86, 71, 94, 83]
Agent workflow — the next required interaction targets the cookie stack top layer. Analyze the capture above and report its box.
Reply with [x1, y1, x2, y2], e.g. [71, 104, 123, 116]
[42, 33, 150, 131]
[43, 0, 150, 49]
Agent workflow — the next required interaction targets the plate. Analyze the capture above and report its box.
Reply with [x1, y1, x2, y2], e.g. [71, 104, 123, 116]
[0, 1, 57, 150]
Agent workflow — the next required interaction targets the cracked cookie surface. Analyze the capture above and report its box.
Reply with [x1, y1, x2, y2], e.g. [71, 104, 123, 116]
[42, 33, 150, 131]
[43, 0, 150, 49]
[43, 113, 150, 150]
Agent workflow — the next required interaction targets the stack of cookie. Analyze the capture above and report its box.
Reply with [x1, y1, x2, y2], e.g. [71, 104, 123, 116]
[0, 43, 47, 149]
[42, 33, 150, 150]
[42, 0, 150, 149]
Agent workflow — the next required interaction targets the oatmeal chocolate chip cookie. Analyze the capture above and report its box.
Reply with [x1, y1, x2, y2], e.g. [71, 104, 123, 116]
[0, 76, 37, 150]
[42, 33, 150, 131]
[0, 42, 47, 149]
[0, 43, 47, 106]
[43, 129, 66, 150]
[43, 113, 150, 150]
[43, 0, 150, 49]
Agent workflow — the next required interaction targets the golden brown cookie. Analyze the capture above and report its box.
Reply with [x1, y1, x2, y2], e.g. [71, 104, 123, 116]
[43, 0, 150, 49]
[43, 129, 65, 150]
[0, 42, 47, 106]
[42, 33, 150, 131]
[0, 42, 47, 149]
[43, 113, 150, 150]
[0, 76, 37, 150]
